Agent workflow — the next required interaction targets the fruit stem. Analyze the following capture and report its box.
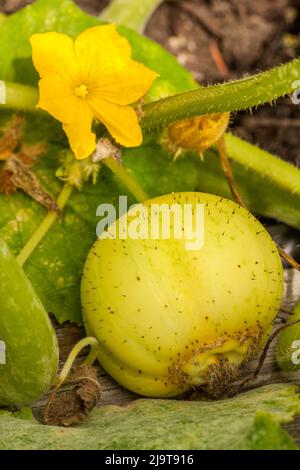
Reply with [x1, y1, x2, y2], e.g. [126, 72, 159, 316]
[277, 246, 300, 271]
[103, 156, 149, 202]
[0, 81, 38, 111]
[56, 337, 100, 387]
[216, 136, 246, 208]
[16, 183, 73, 267]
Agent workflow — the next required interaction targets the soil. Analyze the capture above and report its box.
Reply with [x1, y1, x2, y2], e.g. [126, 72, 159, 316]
[2, 0, 299, 166]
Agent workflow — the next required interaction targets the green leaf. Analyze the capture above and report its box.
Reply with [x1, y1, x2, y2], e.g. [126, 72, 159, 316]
[0, 0, 198, 324]
[244, 413, 298, 450]
[100, 0, 164, 33]
[0, 384, 299, 450]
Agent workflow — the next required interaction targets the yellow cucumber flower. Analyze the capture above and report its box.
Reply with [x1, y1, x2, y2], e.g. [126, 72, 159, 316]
[30, 25, 158, 159]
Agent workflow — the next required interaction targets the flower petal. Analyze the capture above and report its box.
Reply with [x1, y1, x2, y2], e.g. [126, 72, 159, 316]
[63, 103, 96, 159]
[90, 98, 142, 148]
[74, 24, 131, 79]
[30, 32, 79, 81]
[38, 74, 78, 124]
[93, 60, 158, 105]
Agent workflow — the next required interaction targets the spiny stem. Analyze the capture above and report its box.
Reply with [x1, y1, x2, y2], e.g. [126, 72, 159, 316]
[16, 183, 73, 267]
[2, 58, 300, 135]
[100, 0, 164, 33]
[103, 156, 149, 202]
[141, 58, 300, 133]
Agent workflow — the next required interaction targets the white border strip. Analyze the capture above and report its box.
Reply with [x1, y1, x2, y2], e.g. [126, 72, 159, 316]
[0, 80, 6, 104]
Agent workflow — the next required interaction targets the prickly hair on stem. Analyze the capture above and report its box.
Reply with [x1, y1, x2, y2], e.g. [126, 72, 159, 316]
[141, 58, 300, 134]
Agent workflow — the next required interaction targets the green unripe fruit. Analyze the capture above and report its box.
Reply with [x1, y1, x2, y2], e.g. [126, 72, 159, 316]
[0, 238, 58, 406]
[82, 192, 283, 398]
[276, 303, 300, 371]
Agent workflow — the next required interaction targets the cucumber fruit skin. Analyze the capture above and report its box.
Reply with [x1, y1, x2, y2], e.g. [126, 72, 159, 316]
[276, 303, 300, 371]
[82, 192, 284, 398]
[0, 239, 58, 406]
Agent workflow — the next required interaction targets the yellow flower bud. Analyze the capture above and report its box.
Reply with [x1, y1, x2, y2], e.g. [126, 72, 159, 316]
[163, 113, 230, 159]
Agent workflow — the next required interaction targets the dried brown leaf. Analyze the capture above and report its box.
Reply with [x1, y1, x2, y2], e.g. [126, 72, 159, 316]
[2, 155, 59, 212]
[0, 115, 23, 160]
[18, 143, 46, 165]
[44, 365, 101, 427]
[0, 166, 16, 195]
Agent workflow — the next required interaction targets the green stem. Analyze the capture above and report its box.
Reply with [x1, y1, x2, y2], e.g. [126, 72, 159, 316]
[103, 156, 149, 202]
[100, 0, 164, 33]
[141, 58, 300, 133]
[0, 81, 38, 111]
[225, 134, 300, 200]
[197, 133, 300, 230]
[2, 57, 300, 133]
[56, 337, 100, 386]
[16, 183, 73, 267]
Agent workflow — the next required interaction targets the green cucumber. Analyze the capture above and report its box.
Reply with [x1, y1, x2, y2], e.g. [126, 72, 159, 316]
[0, 238, 58, 406]
[276, 303, 300, 371]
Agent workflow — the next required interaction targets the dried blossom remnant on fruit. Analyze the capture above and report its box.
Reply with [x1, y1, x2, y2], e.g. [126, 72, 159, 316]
[167, 329, 262, 399]
[162, 113, 230, 159]
[30, 25, 158, 160]
[44, 365, 101, 427]
[203, 360, 239, 399]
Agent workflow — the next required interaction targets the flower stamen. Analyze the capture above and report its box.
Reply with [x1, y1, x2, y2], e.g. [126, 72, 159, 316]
[75, 84, 89, 99]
